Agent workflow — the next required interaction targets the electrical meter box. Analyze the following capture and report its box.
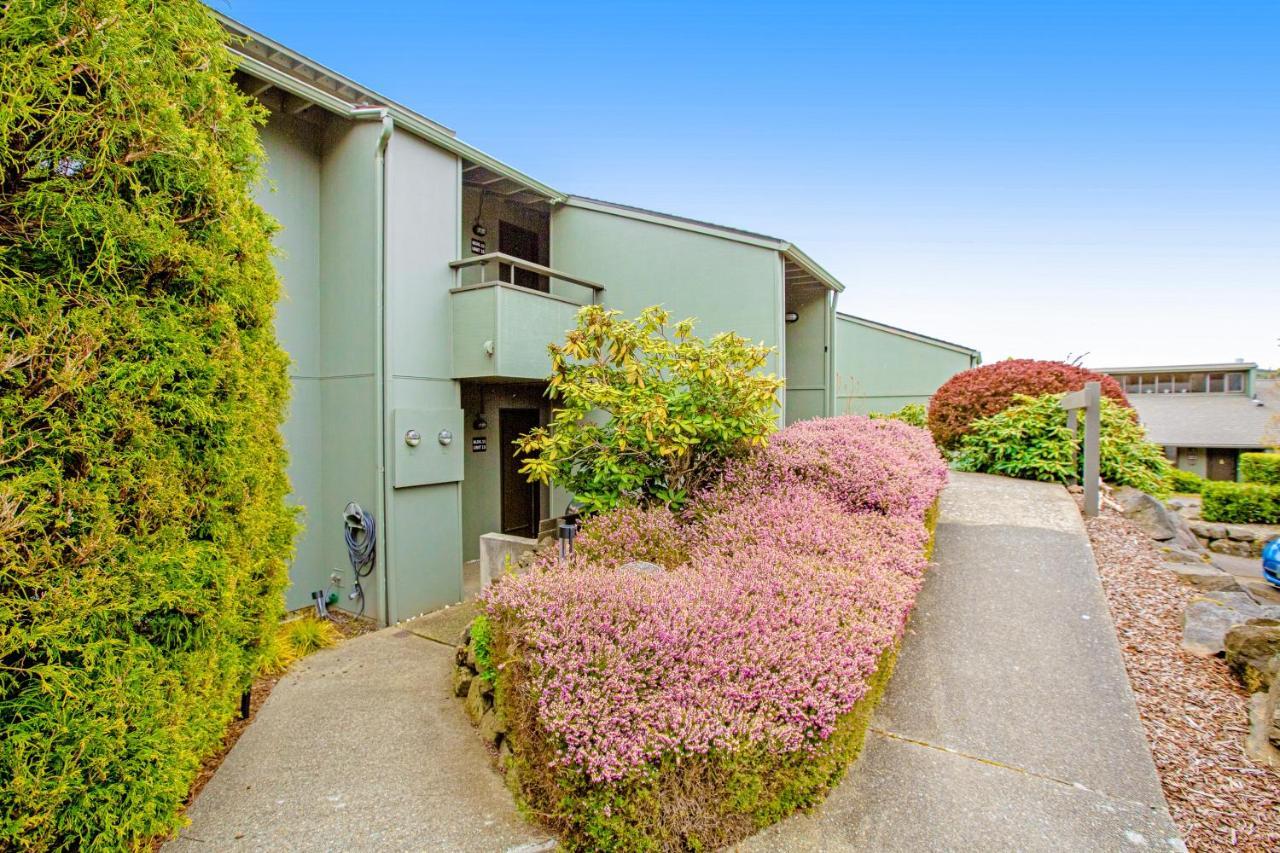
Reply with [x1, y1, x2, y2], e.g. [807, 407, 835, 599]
[392, 408, 464, 488]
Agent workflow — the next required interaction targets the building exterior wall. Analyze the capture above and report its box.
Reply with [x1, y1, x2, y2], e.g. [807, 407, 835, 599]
[549, 204, 788, 413]
[834, 315, 978, 416]
[1174, 447, 1209, 478]
[381, 130, 466, 621]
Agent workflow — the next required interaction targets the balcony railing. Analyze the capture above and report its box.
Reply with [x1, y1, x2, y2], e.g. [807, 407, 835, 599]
[448, 254, 605, 379]
[449, 252, 604, 306]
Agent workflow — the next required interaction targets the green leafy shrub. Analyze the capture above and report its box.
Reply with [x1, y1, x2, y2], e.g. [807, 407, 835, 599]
[0, 2, 296, 848]
[928, 359, 1129, 449]
[1241, 452, 1280, 486]
[870, 402, 928, 427]
[954, 394, 1171, 495]
[469, 614, 497, 684]
[1169, 468, 1207, 494]
[1201, 481, 1280, 524]
[517, 305, 782, 512]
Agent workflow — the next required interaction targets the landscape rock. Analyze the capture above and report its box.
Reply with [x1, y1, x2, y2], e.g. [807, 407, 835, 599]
[1190, 521, 1229, 540]
[478, 673, 495, 698]
[497, 738, 514, 770]
[478, 709, 502, 746]
[1181, 592, 1280, 657]
[1224, 621, 1280, 693]
[1209, 538, 1253, 558]
[464, 675, 488, 723]
[1226, 525, 1258, 543]
[1158, 545, 1209, 565]
[452, 665, 473, 698]
[455, 644, 469, 667]
[1162, 562, 1242, 592]
[1240, 577, 1280, 607]
[1113, 487, 1177, 541]
[1244, 676, 1280, 769]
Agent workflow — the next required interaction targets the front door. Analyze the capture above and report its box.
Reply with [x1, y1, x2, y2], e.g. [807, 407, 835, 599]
[498, 221, 546, 291]
[1207, 448, 1238, 481]
[500, 409, 540, 537]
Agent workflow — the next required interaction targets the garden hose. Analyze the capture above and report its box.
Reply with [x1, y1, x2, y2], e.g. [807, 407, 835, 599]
[343, 502, 377, 618]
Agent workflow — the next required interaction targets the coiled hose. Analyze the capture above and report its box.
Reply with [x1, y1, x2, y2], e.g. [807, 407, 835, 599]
[343, 501, 377, 618]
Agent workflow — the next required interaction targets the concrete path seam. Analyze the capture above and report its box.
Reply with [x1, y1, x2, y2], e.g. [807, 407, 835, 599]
[868, 727, 1169, 814]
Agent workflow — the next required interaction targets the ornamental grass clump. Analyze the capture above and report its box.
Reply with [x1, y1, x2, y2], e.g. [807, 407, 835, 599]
[0, 2, 296, 847]
[482, 415, 946, 849]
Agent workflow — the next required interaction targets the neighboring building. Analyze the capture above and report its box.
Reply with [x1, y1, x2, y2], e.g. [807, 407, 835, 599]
[834, 313, 981, 415]
[219, 14, 977, 624]
[1096, 362, 1278, 481]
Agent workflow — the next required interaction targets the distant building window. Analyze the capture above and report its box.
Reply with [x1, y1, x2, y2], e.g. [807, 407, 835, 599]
[1227, 372, 1244, 393]
[1111, 369, 1247, 394]
[1208, 373, 1225, 393]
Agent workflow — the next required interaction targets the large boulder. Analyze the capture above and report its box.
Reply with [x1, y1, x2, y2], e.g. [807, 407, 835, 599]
[1162, 562, 1242, 592]
[1190, 521, 1229, 541]
[1244, 674, 1280, 769]
[1181, 592, 1280, 657]
[1209, 538, 1253, 557]
[1114, 487, 1178, 541]
[1225, 620, 1280, 693]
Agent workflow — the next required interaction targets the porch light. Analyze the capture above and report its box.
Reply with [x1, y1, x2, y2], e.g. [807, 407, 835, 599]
[785, 311, 799, 324]
[472, 412, 488, 430]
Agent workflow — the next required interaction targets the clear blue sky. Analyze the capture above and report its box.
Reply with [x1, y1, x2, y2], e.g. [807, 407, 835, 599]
[216, 0, 1279, 369]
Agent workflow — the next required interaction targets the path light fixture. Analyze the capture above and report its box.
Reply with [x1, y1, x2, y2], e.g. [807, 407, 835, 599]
[559, 501, 583, 563]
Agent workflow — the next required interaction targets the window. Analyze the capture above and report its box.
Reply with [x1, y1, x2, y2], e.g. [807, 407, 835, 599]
[1187, 372, 1207, 393]
[1208, 373, 1225, 393]
[1227, 372, 1244, 393]
[1171, 373, 1190, 393]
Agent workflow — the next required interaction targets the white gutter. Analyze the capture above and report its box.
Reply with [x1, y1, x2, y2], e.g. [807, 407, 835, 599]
[352, 107, 394, 626]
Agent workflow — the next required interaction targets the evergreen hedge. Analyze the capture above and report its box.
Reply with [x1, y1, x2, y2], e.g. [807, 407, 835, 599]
[0, 2, 296, 848]
[1201, 482, 1280, 525]
[1241, 452, 1280, 486]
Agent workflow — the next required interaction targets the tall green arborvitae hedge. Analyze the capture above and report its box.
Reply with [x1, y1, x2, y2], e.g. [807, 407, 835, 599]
[0, 2, 297, 847]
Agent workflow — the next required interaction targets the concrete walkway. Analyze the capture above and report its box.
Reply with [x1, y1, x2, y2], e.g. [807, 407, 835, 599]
[167, 611, 548, 852]
[743, 472, 1184, 852]
[172, 472, 1183, 852]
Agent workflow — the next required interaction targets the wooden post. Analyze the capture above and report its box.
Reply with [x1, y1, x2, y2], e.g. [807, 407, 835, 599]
[1060, 381, 1101, 517]
[1082, 381, 1100, 517]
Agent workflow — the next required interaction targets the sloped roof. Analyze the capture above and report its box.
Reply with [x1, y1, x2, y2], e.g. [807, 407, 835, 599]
[837, 312, 980, 357]
[1130, 379, 1278, 448]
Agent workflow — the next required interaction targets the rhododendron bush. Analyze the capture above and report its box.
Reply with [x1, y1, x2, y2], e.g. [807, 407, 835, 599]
[927, 359, 1129, 449]
[481, 415, 947, 849]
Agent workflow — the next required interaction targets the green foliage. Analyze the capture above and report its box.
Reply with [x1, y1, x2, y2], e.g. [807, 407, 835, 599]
[280, 617, 340, 657]
[869, 402, 927, 427]
[954, 394, 1171, 495]
[1241, 452, 1280, 486]
[1168, 468, 1207, 494]
[469, 614, 497, 684]
[517, 305, 782, 513]
[1201, 481, 1280, 524]
[0, 2, 296, 848]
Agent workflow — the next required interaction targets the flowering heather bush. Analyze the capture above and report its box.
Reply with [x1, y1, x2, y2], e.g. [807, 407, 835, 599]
[481, 416, 946, 849]
[719, 415, 948, 521]
[927, 359, 1129, 449]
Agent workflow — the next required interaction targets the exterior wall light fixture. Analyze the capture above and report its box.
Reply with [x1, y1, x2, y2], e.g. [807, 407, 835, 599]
[785, 311, 799, 323]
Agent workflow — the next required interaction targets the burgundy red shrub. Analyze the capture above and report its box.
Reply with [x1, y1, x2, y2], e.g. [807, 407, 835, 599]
[480, 415, 947, 848]
[927, 359, 1129, 448]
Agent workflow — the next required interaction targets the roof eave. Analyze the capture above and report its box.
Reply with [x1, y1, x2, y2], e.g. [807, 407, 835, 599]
[220, 15, 565, 203]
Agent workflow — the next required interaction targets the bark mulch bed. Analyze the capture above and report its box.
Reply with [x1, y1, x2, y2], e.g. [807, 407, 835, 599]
[1083, 503, 1280, 852]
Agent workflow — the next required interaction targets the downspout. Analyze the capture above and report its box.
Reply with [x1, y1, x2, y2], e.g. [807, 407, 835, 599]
[353, 107, 394, 625]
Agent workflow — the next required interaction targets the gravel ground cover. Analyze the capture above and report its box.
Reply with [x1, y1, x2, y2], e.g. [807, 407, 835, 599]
[1082, 503, 1280, 851]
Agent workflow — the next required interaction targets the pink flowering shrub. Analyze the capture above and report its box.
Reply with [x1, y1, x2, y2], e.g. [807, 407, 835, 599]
[480, 416, 946, 849]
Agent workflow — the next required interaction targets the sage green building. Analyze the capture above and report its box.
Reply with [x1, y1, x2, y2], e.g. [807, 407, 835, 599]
[221, 14, 978, 625]
[834, 314, 981, 415]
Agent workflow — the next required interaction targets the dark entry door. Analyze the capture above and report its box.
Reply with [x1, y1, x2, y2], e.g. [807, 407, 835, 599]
[500, 409, 540, 537]
[498, 221, 545, 291]
[1206, 448, 1238, 482]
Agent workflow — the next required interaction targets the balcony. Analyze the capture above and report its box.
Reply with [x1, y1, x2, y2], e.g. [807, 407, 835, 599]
[449, 253, 604, 380]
